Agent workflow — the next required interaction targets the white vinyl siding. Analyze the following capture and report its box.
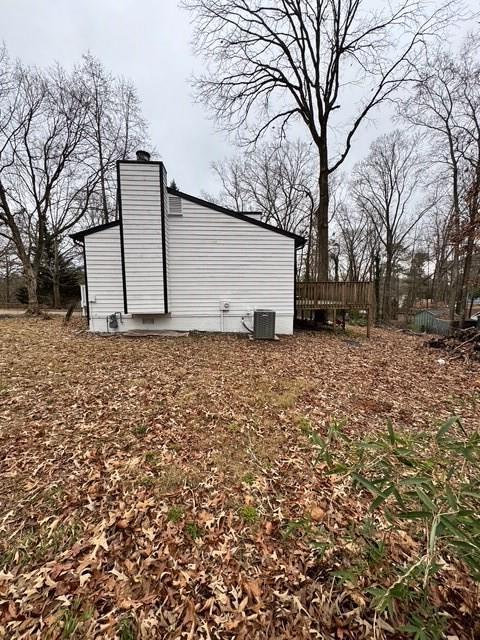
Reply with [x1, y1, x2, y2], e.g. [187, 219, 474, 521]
[83, 188, 297, 334]
[84, 226, 123, 316]
[167, 199, 294, 317]
[119, 162, 166, 313]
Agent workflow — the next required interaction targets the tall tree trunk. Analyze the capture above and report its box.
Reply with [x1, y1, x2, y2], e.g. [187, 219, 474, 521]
[4, 254, 10, 304]
[52, 238, 61, 308]
[314, 143, 329, 324]
[449, 211, 461, 326]
[374, 251, 381, 324]
[459, 234, 474, 326]
[383, 248, 393, 322]
[24, 264, 40, 314]
[459, 177, 479, 326]
[316, 145, 329, 281]
[305, 204, 314, 281]
[448, 247, 460, 325]
[405, 250, 416, 311]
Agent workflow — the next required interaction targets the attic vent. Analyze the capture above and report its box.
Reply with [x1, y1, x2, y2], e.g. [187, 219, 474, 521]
[168, 195, 182, 215]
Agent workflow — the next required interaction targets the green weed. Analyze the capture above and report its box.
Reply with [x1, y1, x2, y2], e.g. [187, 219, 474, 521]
[295, 415, 312, 434]
[309, 415, 480, 631]
[133, 424, 148, 437]
[60, 608, 79, 638]
[242, 472, 256, 486]
[281, 518, 313, 539]
[184, 522, 202, 540]
[239, 505, 258, 524]
[166, 506, 184, 523]
[118, 615, 136, 640]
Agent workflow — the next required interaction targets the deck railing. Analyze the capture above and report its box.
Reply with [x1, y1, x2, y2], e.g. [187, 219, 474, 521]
[296, 281, 374, 310]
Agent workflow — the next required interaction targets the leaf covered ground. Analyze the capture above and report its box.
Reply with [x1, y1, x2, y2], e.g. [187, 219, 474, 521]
[0, 318, 479, 639]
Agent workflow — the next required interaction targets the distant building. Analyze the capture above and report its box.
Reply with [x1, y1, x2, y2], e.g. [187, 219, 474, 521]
[413, 309, 452, 335]
[414, 308, 479, 335]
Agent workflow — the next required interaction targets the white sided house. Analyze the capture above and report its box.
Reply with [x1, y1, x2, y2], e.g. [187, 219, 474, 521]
[71, 153, 305, 335]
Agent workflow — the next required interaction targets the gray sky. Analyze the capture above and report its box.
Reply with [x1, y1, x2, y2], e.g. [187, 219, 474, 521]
[2, 0, 234, 194]
[2, 0, 476, 197]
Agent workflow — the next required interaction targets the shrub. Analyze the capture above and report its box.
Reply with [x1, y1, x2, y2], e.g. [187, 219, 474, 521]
[308, 417, 480, 629]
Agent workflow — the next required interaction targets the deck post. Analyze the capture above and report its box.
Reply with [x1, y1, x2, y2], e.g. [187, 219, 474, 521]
[367, 306, 371, 338]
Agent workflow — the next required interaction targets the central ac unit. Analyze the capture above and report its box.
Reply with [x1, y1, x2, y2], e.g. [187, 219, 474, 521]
[253, 310, 276, 340]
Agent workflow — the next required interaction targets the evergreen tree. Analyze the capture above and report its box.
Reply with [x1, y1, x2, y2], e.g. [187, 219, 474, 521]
[16, 235, 80, 306]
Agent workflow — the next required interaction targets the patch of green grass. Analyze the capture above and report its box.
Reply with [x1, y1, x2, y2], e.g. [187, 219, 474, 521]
[272, 390, 297, 409]
[43, 484, 65, 507]
[80, 607, 94, 622]
[242, 472, 256, 486]
[280, 519, 331, 557]
[239, 505, 258, 524]
[60, 608, 79, 638]
[144, 451, 157, 464]
[281, 518, 313, 539]
[184, 522, 202, 540]
[295, 415, 312, 434]
[1, 521, 84, 570]
[138, 475, 156, 488]
[133, 424, 148, 437]
[166, 506, 184, 523]
[118, 615, 136, 640]
[358, 516, 377, 539]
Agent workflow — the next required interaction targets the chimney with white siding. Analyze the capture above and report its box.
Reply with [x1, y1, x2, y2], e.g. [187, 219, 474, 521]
[117, 152, 169, 314]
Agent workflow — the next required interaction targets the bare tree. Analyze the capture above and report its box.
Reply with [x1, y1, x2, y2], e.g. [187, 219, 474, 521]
[352, 130, 430, 321]
[402, 49, 464, 322]
[0, 238, 19, 304]
[456, 40, 480, 324]
[335, 204, 376, 282]
[403, 38, 480, 325]
[78, 53, 148, 223]
[211, 139, 315, 235]
[424, 195, 455, 305]
[0, 57, 97, 312]
[182, 0, 462, 283]
[46, 169, 100, 306]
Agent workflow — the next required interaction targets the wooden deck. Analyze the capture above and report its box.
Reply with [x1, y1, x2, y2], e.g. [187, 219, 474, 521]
[296, 281, 375, 336]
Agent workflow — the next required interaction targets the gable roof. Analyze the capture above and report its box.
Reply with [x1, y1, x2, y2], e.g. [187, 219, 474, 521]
[70, 189, 306, 249]
[70, 220, 120, 242]
[168, 188, 305, 248]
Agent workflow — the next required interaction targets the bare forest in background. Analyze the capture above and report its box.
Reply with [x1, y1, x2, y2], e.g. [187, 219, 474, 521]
[1, 0, 479, 325]
[0, 49, 148, 312]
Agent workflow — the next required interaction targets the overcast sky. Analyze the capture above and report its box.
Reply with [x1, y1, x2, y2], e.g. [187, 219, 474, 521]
[2, 0, 476, 197]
